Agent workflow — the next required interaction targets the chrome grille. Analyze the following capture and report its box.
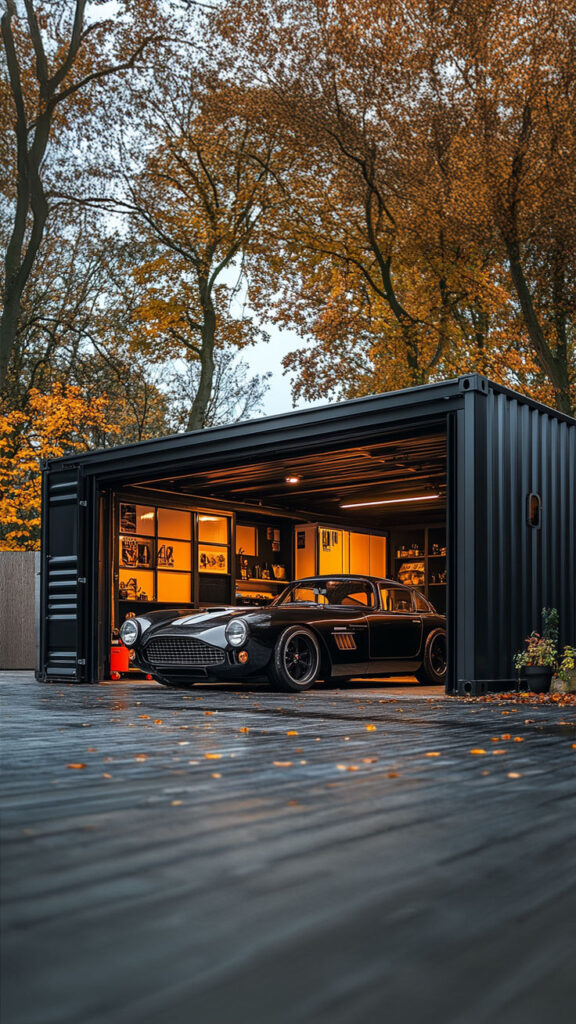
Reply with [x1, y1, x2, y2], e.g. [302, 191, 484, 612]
[144, 636, 226, 667]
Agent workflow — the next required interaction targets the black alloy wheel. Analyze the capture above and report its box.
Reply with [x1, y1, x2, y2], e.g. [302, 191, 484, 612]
[416, 629, 447, 685]
[269, 626, 321, 692]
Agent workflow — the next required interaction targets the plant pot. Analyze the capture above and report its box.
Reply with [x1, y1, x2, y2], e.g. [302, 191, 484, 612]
[523, 665, 553, 693]
[551, 670, 576, 694]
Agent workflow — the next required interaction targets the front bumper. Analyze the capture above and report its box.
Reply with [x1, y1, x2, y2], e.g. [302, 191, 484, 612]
[132, 632, 272, 685]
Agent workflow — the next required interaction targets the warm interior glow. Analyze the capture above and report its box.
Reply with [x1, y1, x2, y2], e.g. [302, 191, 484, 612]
[139, 512, 155, 519]
[198, 514, 221, 521]
[341, 494, 441, 509]
[285, 476, 301, 484]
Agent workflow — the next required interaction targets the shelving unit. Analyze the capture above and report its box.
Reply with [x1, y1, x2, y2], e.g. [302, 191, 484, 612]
[235, 518, 292, 605]
[392, 526, 447, 612]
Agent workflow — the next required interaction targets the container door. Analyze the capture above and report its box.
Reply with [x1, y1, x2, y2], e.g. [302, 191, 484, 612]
[40, 466, 88, 681]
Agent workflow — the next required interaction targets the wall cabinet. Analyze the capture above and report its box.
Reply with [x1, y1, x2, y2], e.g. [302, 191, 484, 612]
[294, 525, 388, 580]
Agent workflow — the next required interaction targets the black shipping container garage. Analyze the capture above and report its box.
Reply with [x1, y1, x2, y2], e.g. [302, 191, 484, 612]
[38, 375, 576, 694]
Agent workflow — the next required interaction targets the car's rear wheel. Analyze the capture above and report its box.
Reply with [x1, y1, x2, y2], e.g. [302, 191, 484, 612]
[269, 627, 321, 692]
[416, 629, 447, 684]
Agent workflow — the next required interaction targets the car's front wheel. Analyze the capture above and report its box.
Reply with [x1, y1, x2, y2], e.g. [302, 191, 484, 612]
[269, 626, 321, 692]
[416, 629, 447, 684]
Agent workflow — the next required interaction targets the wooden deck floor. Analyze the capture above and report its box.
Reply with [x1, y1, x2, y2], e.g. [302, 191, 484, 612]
[1, 672, 575, 1024]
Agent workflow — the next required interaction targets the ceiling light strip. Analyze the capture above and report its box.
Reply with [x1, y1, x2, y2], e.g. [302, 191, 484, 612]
[340, 494, 441, 509]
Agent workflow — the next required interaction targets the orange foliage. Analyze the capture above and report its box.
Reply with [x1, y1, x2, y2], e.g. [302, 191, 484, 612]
[0, 384, 119, 550]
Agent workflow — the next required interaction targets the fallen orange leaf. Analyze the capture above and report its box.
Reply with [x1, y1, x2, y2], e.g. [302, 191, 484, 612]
[153, 719, 163, 725]
[67, 763, 86, 769]
[139, 714, 150, 719]
[513, 737, 524, 743]
[205, 753, 222, 760]
[387, 771, 399, 778]
[501, 734, 511, 740]
[211, 772, 222, 778]
[134, 754, 148, 761]
[273, 761, 293, 767]
[492, 749, 507, 755]
[102, 773, 112, 779]
[362, 757, 378, 763]
[365, 724, 377, 732]
[171, 800, 182, 806]
[469, 749, 486, 755]
[239, 727, 250, 733]
[507, 772, 522, 779]
[425, 752, 441, 757]
[286, 730, 298, 736]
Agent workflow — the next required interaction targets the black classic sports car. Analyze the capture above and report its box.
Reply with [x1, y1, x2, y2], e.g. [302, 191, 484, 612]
[120, 575, 447, 691]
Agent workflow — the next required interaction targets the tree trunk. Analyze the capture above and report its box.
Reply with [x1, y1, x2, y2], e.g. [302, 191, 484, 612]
[187, 287, 216, 431]
[504, 242, 573, 415]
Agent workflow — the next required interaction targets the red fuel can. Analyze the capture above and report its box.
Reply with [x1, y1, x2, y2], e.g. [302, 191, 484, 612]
[110, 643, 130, 674]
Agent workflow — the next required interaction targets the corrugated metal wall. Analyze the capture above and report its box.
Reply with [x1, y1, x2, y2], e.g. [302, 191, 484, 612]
[455, 388, 576, 691]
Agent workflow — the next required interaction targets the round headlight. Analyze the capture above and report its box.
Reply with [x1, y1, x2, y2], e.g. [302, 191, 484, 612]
[120, 619, 140, 647]
[225, 618, 248, 647]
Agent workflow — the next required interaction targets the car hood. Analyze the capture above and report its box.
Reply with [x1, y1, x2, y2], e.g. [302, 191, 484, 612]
[173, 607, 256, 628]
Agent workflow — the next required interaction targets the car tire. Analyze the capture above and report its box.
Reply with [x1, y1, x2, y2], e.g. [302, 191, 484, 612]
[416, 629, 447, 684]
[269, 626, 321, 692]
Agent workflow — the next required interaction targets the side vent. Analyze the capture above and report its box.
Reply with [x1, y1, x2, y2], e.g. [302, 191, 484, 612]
[334, 633, 357, 651]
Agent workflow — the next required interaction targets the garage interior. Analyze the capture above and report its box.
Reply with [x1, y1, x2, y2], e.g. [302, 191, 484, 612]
[109, 427, 448, 681]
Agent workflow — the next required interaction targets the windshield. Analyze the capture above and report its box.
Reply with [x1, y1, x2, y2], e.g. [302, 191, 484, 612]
[275, 579, 375, 607]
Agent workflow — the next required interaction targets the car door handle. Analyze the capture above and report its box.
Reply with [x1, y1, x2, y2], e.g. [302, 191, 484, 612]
[411, 619, 420, 624]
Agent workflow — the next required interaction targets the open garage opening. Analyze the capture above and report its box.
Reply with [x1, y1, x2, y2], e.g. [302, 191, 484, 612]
[106, 424, 449, 692]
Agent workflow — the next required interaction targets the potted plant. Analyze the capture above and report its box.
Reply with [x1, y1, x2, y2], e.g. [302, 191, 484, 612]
[514, 608, 559, 692]
[555, 645, 576, 692]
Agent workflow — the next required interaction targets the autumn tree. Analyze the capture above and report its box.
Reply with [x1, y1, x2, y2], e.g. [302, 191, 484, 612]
[168, 344, 272, 430]
[0, 383, 119, 549]
[99, 66, 284, 431]
[445, 0, 576, 414]
[214, 0, 575, 412]
[0, 0, 164, 391]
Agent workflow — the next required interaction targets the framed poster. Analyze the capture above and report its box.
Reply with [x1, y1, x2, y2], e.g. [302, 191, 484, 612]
[120, 503, 137, 533]
[198, 545, 228, 574]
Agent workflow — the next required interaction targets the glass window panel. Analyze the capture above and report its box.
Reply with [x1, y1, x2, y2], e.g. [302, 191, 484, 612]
[157, 572, 190, 603]
[198, 544, 229, 573]
[198, 514, 228, 544]
[118, 570, 155, 602]
[379, 587, 412, 612]
[156, 540, 191, 571]
[119, 536, 154, 569]
[120, 503, 155, 536]
[157, 507, 192, 540]
[236, 524, 257, 556]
